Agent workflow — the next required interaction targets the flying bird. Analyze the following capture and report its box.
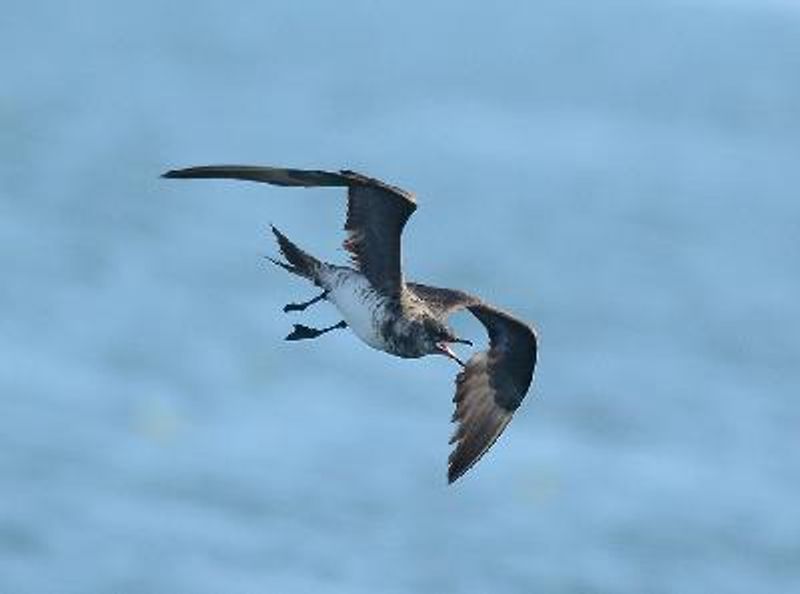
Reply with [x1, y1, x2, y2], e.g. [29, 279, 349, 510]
[162, 165, 538, 483]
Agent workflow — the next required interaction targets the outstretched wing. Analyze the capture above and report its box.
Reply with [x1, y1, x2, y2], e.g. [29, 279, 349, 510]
[341, 171, 417, 296]
[162, 165, 417, 296]
[447, 303, 538, 483]
[162, 165, 347, 187]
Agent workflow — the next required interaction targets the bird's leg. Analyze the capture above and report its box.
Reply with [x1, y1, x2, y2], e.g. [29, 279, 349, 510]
[285, 320, 347, 341]
[283, 290, 328, 313]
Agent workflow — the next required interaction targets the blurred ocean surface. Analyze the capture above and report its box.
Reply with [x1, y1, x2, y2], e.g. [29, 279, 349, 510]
[1, 1, 798, 592]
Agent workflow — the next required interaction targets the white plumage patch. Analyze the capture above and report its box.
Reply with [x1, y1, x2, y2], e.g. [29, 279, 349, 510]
[323, 269, 388, 351]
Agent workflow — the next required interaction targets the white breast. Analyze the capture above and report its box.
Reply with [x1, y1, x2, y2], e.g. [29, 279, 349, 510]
[323, 270, 388, 351]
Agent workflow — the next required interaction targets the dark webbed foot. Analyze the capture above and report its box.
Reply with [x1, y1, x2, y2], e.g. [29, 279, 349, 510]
[283, 291, 328, 313]
[285, 320, 347, 341]
[285, 324, 320, 341]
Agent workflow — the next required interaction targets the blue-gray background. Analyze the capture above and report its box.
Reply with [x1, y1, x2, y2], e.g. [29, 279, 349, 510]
[2, 1, 798, 592]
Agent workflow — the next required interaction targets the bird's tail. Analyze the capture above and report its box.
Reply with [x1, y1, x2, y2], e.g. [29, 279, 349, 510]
[268, 225, 323, 284]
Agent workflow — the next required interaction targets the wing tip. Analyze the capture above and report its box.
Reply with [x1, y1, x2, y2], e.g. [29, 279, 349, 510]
[161, 167, 205, 179]
[447, 454, 475, 484]
[447, 466, 463, 484]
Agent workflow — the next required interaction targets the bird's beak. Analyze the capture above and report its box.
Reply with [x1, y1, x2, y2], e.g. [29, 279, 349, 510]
[452, 337, 473, 346]
[436, 342, 466, 367]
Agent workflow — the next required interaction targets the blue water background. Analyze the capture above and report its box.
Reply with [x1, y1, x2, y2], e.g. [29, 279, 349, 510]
[2, 1, 799, 592]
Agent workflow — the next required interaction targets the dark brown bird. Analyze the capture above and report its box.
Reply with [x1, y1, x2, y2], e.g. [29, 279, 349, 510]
[162, 165, 538, 483]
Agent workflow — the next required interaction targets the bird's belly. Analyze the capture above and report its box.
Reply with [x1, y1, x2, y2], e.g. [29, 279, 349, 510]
[325, 272, 388, 351]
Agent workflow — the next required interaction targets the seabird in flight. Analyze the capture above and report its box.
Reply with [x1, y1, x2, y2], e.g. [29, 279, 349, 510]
[162, 165, 538, 483]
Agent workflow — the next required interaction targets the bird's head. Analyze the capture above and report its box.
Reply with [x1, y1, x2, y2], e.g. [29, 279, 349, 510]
[423, 319, 472, 367]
